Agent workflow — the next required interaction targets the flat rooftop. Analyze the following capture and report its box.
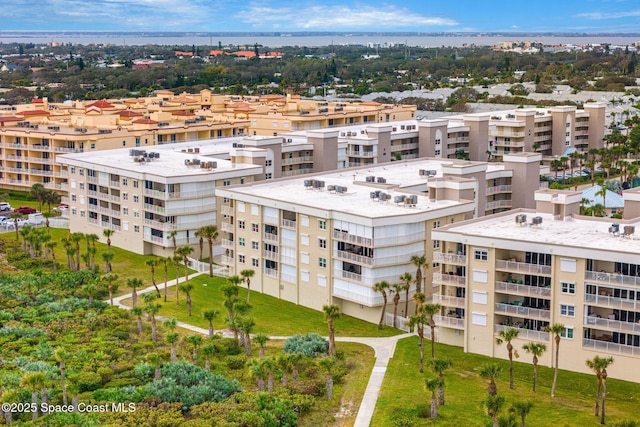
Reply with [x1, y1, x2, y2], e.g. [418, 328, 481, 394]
[220, 159, 474, 219]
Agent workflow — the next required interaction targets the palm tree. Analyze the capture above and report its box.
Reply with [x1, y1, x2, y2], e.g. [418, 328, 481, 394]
[496, 328, 519, 389]
[131, 306, 144, 334]
[160, 257, 170, 302]
[410, 254, 428, 294]
[53, 348, 68, 405]
[201, 341, 218, 371]
[101, 251, 114, 274]
[127, 277, 142, 308]
[179, 282, 194, 316]
[85, 233, 99, 271]
[320, 357, 337, 400]
[146, 258, 161, 297]
[595, 185, 608, 212]
[323, 304, 340, 356]
[254, 333, 270, 357]
[202, 309, 219, 337]
[237, 316, 255, 356]
[547, 323, 565, 398]
[522, 342, 546, 392]
[168, 230, 178, 255]
[46, 241, 57, 271]
[409, 310, 428, 373]
[429, 358, 453, 405]
[509, 401, 533, 427]
[413, 291, 426, 316]
[262, 357, 276, 392]
[249, 358, 266, 391]
[550, 159, 562, 182]
[599, 356, 614, 425]
[9, 212, 23, 240]
[425, 377, 441, 419]
[184, 334, 203, 364]
[482, 395, 506, 427]
[422, 303, 441, 360]
[276, 354, 294, 385]
[399, 272, 413, 318]
[144, 302, 161, 342]
[240, 268, 255, 302]
[165, 332, 179, 362]
[560, 156, 569, 182]
[102, 273, 119, 306]
[42, 211, 54, 235]
[591, 203, 606, 217]
[391, 283, 405, 328]
[176, 245, 194, 287]
[30, 183, 46, 212]
[197, 225, 218, 276]
[20, 371, 45, 421]
[373, 281, 390, 329]
[103, 229, 114, 253]
[172, 255, 182, 304]
[586, 355, 614, 420]
[479, 363, 502, 396]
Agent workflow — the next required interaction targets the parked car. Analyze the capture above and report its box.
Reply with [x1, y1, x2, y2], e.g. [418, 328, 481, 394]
[14, 206, 37, 214]
[1, 218, 27, 229]
[0, 202, 11, 211]
[52, 205, 68, 214]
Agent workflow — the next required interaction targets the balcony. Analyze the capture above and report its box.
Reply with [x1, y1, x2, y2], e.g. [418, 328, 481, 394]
[86, 176, 98, 184]
[584, 315, 640, 334]
[220, 239, 234, 249]
[433, 252, 467, 265]
[282, 155, 313, 165]
[221, 222, 234, 232]
[334, 249, 373, 266]
[100, 221, 121, 232]
[30, 169, 54, 176]
[281, 219, 296, 229]
[281, 168, 313, 177]
[54, 147, 83, 153]
[263, 250, 278, 261]
[264, 268, 278, 278]
[495, 281, 552, 298]
[109, 180, 120, 188]
[5, 155, 26, 161]
[263, 232, 278, 242]
[486, 185, 512, 195]
[30, 145, 52, 151]
[485, 200, 512, 211]
[346, 150, 376, 158]
[583, 338, 640, 357]
[59, 170, 69, 177]
[390, 142, 419, 151]
[494, 302, 550, 320]
[281, 254, 297, 265]
[585, 293, 640, 311]
[168, 188, 217, 199]
[98, 206, 120, 218]
[496, 260, 551, 276]
[585, 271, 640, 288]
[28, 157, 54, 164]
[333, 230, 372, 247]
[494, 324, 549, 342]
[143, 218, 177, 231]
[432, 272, 466, 286]
[220, 205, 234, 215]
[434, 314, 465, 330]
[143, 203, 166, 214]
[432, 293, 466, 309]
[339, 270, 362, 282]
[220, 255, 234, 265]
[143, 188, 168, 198]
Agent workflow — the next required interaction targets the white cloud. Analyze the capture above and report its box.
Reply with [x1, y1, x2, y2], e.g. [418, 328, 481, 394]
[236, 3, 458, 29]
[576, 9, 640, 20]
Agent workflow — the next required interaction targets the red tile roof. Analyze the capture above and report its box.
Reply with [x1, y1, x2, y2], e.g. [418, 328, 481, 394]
[18, 109, 50, 116]
[133, 118, 158, 124]
[31, 98, 44, 104]
[172, 111, 195, 116]
[113, 110, 143, 117]
[86, 100, 115, 109]
[0, 116, 22, 123]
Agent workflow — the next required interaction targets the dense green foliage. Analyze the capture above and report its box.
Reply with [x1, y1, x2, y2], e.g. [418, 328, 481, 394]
[283, 333, 329, 357]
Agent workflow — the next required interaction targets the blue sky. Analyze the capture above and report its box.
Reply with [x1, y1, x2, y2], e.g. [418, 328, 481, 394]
[2, 0, 640, 32]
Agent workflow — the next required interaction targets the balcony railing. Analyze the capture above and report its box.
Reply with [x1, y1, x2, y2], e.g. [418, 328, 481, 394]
[346, 150, 376, 157]
[339, 270, 362, 282]
[264, 268, 278, 278]
[221, 222, 234, 232]
[220, 255, 234, 265]
[143, 203, 166, 214]
[583, 338, 640, 357]
[220, 205, 234, 215]
[221, 239, 234, 249]
[281, 168, 313, 177]
[54, 147, 83, 153]
[434, 314, 465, 329]
[263, 232, 278, 242]
[433, 252, 467, 265]
[486, 185, 512, 195]
[432, 272, 466, 286]
[281, 219, 296, 229]
[432, 293, 466, 308]
[496, 260, 551, 275]
[143, 218, 177, 231]
[263, 250, 278, 261]
[585, 293, 640, 311]
[28, 157, 53, 164]
[585, 271, 640, 288]
[30, 169, 54, 176]
[485, 200, 512, 211]
[281, 156, 313, 165]
[332, 230, 372, 247]
[494, 303, 550, 320]
[495, 281, 552, 298]
[280, 254, 297, 265]
[494, 324, 549, 342]
[334, 249, 373, 266]
[584, 315, 640, 334]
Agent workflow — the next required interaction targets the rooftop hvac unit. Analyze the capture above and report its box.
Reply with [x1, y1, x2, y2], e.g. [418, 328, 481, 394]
[370, 191, 377, 199]
[232, 142, 238, 148]
[394, 195, 406, 204]
[365, 176, 375, 182]
[184, 159, 191, 166]
[531, 216, 543, 225]
[624, 225, 635, 236]
[200, 162, 206, 168]
[237, 143, 244, 148]
[406, 195, 418, 206]
[129, 149, 136, 156]
[316, 180, 325, 189]
[428, 170, 437, 176]
[419, 169, 427, 176]
[327, 185, 336, 192]
[610, 223, 620, 234]
[304, 180, 312, 188]
[515, 214, 527, 225]
[211, 161, 217, 168]
[194, 147, 200, 153]
[188, 148, 193, 153]
[377, 177, 386, 184]
[193, 159, 201, 165]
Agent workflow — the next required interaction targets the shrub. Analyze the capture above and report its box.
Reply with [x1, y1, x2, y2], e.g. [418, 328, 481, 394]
[286, 380, 324, 397]
[225, 355, 246, 370]
[282, 333, 328, 357]
[133, 362, 154, 380]
[416, 403, 430, 418]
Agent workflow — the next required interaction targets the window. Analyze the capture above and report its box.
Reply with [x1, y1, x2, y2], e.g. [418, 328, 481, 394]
[122, 178, 128, 186]
[300, 234, 309, 245]
[566, 140, 571, 146]
[433, 262, 440, 268]
[251, 241, 259, 250]
[561, 282, 576, 294]
[238, 254, 245, 263]
[133, 195, 139, 203]
[560, 304, 575, 317]
[251, 204, 259, 215]
[79, 183, 84, 190]
[472, 291, 488, 305]
[433, 240, 440, 249]
[223, 180, 231, 186]
[472, 312, 487, 326]
[72, 208, 77, 215]
[133, 211, 140, 218]
[319, 220, 326, 230]
[80, 210, 85, 217]
[318, 238, 327, 249]
[560, 327, 574, 339]
[318, 275, 327, 287]
[251, 223, 259, 233]
[265, 160, 272, 167]
[266, 173, 273, 180]
[79, 168, 84, 176]
[123, 208, 128, 215]
[238, 220, 245, 229]
[133, 181, 138, 188]
[474, 249, 488, 261]
[319, 257, 327, 268]
[433, 220, 440, 229]
[71, 194, 77, 202]
[252, 258, 259, 267]
[239, 237, 245, 246]
[123, 193, 128, 201]
[473, 269, 488, 283]
[70, 167, 75, 174]
[435, 149, 441, 156]
[134, 225, 140, 232]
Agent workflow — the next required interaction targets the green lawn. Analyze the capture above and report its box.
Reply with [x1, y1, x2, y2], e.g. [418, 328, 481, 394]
[373, 336, 640, 426]
[122, 273, 403, 338]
